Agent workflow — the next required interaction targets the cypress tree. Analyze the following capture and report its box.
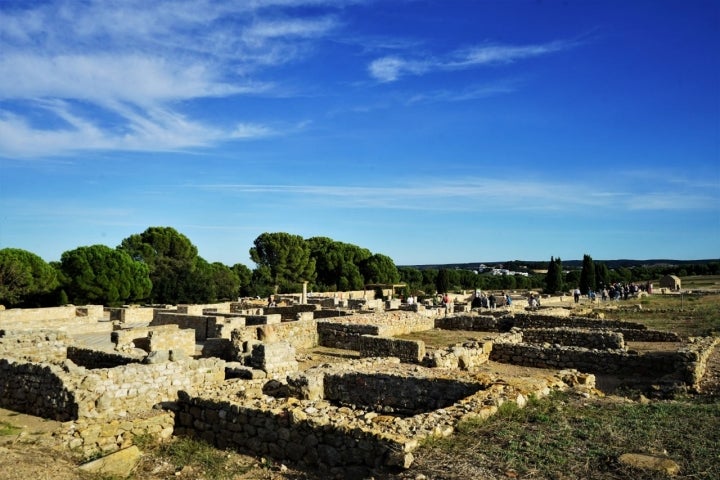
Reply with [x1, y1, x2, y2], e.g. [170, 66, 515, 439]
[545, 256, 563, 294]
[579, 254, 596, 295]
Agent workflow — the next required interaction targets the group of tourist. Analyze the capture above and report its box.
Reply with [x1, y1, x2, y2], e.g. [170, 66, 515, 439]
[572, 281, 654, 303]
[470, 291, 512, 309]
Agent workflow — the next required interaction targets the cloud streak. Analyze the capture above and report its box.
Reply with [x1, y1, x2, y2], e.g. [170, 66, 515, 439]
[188, 176, 717, 213]
[368, 40, 573, 82]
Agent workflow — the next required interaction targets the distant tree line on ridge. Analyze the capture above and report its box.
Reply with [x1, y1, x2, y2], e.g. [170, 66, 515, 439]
[0, 226, 717, 308]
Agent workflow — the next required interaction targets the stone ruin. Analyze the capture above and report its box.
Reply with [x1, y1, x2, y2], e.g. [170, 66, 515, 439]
[0, 296, 718, 477]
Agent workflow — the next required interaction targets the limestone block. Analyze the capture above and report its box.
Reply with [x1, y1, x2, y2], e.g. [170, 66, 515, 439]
[618, 453, 680, 475]
[79, 445, 142, 477]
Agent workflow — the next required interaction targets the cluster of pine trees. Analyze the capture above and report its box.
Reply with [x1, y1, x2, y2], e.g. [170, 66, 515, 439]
[1, 227, 715, 309]
[0, 227, 403, 308]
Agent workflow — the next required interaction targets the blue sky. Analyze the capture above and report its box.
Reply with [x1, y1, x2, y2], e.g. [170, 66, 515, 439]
[0, 0, 718, 267]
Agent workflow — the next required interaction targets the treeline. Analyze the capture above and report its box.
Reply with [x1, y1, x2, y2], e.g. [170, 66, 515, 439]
[0, 227, 406, 308]
[1, 227, 717, 308]
[544, 254, 720, 295]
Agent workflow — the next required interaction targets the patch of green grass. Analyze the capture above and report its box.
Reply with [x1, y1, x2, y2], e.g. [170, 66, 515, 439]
[415, 391, 720, 479]
[611, 292, 720, 337]
[0, 421, 21, 436]
[157, 436, 251, 480]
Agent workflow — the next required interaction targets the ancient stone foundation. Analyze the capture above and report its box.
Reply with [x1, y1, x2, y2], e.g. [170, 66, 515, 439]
[174, 358, 582, 474]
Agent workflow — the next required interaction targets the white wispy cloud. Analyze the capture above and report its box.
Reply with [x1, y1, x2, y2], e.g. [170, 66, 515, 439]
[368, 40, 574, 82]
[406, 81, 519, 104]
[0, 0, 345, 157]
[187, 177, 717, 213]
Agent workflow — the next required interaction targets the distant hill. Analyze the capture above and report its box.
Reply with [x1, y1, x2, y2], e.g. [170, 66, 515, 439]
[402, 259, 719, 271]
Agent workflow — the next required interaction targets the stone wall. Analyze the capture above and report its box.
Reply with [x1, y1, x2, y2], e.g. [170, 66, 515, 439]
[107, 306, 157, 324]
[0, 305, 105, 333]
[265, 304, 319, 321]
[248, 341, 298, 375]
[151, 312, 217, 341]
[178, 303, 232, 315]
[0, 356, 226, 422]
[0, 358, 77, 420]
[60, 410, 176, 458]
[140, 328, 196, 357]
[201, 338, 233, 360]
[112, 324, 180, 350]
[435, 315, 499, 331]
[229, 319, 319, 353]
[67, 346, 141, 368]
[323, 372, 481, 415]
[321, 312, 434, 338]
[422, 340, 493, 369]
[0, 329, 69, 363]
[244, 314, 282, 326]
[207, 315, 247, 339]
[677, 337, 720, 389]
[490, 340, 678, 375]
[0, 305, 103, 324]
[522, 328, 625, 350]
[489, 331, 711, 382]
[317, 322, 379, 350]
[436, 313, 681, 342]
[358, 336, 426, 363]
[173, 389, 412, 472]
[312, 309, 353, 319]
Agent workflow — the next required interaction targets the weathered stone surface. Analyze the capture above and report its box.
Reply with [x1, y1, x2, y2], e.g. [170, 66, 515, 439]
[618, 453, 680, 475]
[78, 445, 141, 477]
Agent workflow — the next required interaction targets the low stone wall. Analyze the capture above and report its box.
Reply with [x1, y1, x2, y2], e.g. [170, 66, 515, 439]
[522, 328, 625, 350]
[489, 331, 706, 381]
[0, 305, 103, 324]
[313, 309, 353, 319]
[678, 337, 720, 389]
[435, 315, 499, 331]
[490, 341, 678, 375]
[422, 340, 493, 369]
[237, 358, 580, 473]
[317, 322, 379, 350]
[0, 356, 226, 422]
[67, 346, 141, 368]
[201, 338, 233, 360]
[229, 304, 264, 315]
[208, 316, 247, 339]
[112, 324, 181, 350]
[513, 313, 646, 331]
[0, 358, 77, 420]
[358, 336, 426, 363]
[244, 314, 282, 326]
[615, 328, 682, 342]
[248, 341, 298, 375]
[230, 319, 319, 352]
[323, 372, 481, 415]
[266, 304, 319, 321]
[178, 303, 232, 315]
[321, 312, 434, 338]
[107, 306, 156, 324]
[60, 410, 176, 458]
[173, 389, 411, 472]
[0, 329, 69, 363]
[151, 312, 217, 341]
[436, 313, 681, 342]
[144, 328, 196, 356]
[0, 305, 105, 331]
